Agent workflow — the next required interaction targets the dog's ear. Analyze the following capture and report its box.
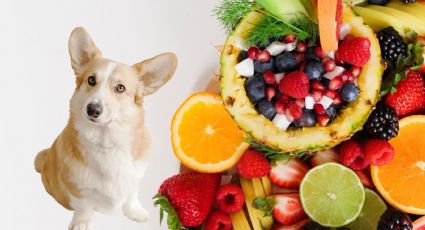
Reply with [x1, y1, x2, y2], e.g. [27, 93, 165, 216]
[133, 53, 177, 96]
[68, 27, 102, 75]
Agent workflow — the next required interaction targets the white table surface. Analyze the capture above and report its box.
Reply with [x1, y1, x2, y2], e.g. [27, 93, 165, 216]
[0, 0, 224, 229]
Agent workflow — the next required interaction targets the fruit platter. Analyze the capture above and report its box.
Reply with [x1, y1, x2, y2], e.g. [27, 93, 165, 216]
[154, 0, 425, 229]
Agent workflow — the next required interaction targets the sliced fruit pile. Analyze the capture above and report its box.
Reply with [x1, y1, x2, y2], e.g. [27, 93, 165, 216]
[154, 0, 425, 229]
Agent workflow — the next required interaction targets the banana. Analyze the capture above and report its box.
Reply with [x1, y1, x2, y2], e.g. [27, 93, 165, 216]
[261, 176, 272, 196]
[230, 210, 251, 230]
[387, 1, 425, 20]
[240, 178, 273, 230]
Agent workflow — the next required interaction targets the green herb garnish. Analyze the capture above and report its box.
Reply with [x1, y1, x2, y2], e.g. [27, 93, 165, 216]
[213, 0, 255, 33]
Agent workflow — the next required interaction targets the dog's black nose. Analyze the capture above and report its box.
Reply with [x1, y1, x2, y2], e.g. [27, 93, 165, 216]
[87, 103, 103, 119]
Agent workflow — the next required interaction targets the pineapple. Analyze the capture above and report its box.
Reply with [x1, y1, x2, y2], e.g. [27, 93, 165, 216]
[220, 4, 383, 152]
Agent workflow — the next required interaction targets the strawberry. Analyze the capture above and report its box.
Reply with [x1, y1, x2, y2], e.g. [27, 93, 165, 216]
[279, 71, 310, 99]
[254, 194, 307, 225]
[272, 219, 311, 230]
[385, 71, 425, 117]
[237, 149, 271, 179]
[355, 169, 374, 188]
[155, 172, 221, 228]
[310, 148, 340, 167]
[336, 37, 371, 67]
[269, 159, 309, 189]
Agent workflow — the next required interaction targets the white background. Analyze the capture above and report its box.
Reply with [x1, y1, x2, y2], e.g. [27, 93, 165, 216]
[0, 0, 224, 229]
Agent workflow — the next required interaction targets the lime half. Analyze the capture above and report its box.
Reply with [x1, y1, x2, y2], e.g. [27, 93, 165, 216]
[300, 163, 365, 227]
[345, 188, 387, 230]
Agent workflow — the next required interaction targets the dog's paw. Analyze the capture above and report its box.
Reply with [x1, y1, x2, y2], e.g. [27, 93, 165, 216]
[68, 221, 91, 230]
[123, 205, 150, 223]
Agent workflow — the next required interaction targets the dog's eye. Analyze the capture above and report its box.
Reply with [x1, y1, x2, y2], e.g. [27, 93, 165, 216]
[115, 84, 126, 93]
[88, 76, 96, 86]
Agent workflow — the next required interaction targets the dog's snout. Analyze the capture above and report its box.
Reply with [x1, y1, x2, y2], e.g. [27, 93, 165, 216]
[87, 103, 103, 119]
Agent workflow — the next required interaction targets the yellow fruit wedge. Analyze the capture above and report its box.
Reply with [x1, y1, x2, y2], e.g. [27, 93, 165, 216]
[230, 210, 251, 230]
[354, 6, 411, 35]
[240, 178, 273, 230]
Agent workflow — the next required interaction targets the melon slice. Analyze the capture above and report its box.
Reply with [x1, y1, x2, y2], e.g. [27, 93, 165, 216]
[318, 0, 342, 52]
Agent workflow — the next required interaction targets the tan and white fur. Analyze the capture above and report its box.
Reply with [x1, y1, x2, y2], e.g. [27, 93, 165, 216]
[34, 27, 177, 230]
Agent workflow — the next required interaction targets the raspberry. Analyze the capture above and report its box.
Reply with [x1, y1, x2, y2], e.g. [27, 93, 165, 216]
[364, 139, 394, 166]
[340, 140, 370, 170]
[215, 184, 245, 214]
[204, 211, 232, 230]
[279, 71, 310, 99]
[337, 37, 371, 67]
[237, 149, 271, 178]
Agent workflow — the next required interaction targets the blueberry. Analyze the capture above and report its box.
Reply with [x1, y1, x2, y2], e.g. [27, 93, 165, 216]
[306, 46, 320, 62]
[340, 83, 359, 102]
[294, 109, 317, 127]
[368, 0, 389, 5]
[238, 51, 248, 63]
[320, 78, 330, 88]
[257, 99, 276, 120]
[254, 58, 275, 73]
[275, 52, 298, 72]
[245, 75, 266, 104]
[305, 61, 324, 80]
[326, 105, 338, 121]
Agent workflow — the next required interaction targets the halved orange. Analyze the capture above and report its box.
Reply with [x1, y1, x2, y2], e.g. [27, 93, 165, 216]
[371, 115, 425, 215]
[171, 92, 249, 173]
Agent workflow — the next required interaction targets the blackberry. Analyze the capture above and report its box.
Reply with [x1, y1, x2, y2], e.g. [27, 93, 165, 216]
[378, 209, 413, 230]
[301, 221, 329, 230]
[401, 0, 416, 3]
[364, 103, 399, 140]
[377, 27, 406, 64]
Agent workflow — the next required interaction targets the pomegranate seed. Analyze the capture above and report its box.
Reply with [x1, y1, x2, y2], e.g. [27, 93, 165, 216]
[289, 103, 302, 120]
[341, 71, 355, 83]
[351, 66, 362, 77]
[298, 61, 306, 72]
[324, 89, 338, 99]
[324, 59, 336, 72]
[247, 47, 260, 60]
[285, 109, 295, 122]
[275, 100, 287, 114]
[418, 35, 425, 46]
[295, 53, 305, 63]
[311, 80, 325, 90]
[295, 98, 305, 108]
[314, 47, 325, 58]
[329, 76, 344, 90]
[266, 87, 276, 101]
[317, 114, 330, 126]
[311, 89, 324, 102]
[297, 42, 307, 53]
[279, 94, 291, 103]
[263, 71, 276, 84]
[314, 104, 326, 115]
[333, 94, 343, 105]
[258, 50, 271, 63]
[283, 34, 296, 43]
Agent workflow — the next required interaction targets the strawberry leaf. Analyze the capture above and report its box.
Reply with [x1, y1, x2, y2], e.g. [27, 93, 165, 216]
[253, 197, 275, 216]
[153, 194, 183, 230]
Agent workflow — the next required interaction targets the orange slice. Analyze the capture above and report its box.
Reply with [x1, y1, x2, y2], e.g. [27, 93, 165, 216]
[171, 92, 249, 173]
[371, 115, 425, 215]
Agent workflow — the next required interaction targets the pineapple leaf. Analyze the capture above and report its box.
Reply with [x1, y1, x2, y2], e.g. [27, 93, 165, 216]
[248, 139, 310, 162]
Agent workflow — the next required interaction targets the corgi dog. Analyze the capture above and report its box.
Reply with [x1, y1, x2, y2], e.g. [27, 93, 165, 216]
[34, 27, 177, 230]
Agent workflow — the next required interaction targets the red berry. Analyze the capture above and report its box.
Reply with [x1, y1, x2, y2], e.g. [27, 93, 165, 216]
[295, 98, 305, 108]
[298, 61, 306, 72]
[266, 87, 276, 101]
[329, 76, 344, 90]
[351, 66, 362, 77]
[204, 211, 232, 230]
[269, 160, 309, 189]
[313, 104, 326, 115]
[332, 94, 343, 105]
[215, 184, 245, 214]
[247, 47, 260, 60]
[279, 71, 310, 99]
[324, 89, 338, 99]
[344, 34, 355, 41]
[275, 100, 287, 114]
[237, 149, 271, 179]
[314, 47, 325, 58]
[289, 102, 303, 119]
[295, 53, 305, 63]
[283, 34, 296, 43]
[341, 71, 355, 83]
[311, 80, 325, 90]
[279, 94, 291, 103]
[324, 59, 336, 72]
[285, 109, 295, 122]
[311, 89, 324, 102]
[297, 42, 307, 53]
[364, 139, 394, 166]
[340, 140, 370, 170]
[258, 50, 271, 63]
[317, 113, 329, 126]
[263, 71, 276, 84]
[337, 37, 371, 67]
